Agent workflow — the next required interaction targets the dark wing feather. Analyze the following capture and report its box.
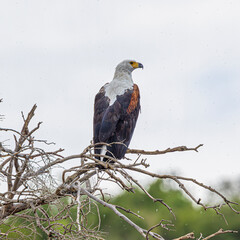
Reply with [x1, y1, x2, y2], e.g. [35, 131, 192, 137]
[93, 84, 140, 161]
[105, 84, 140, 159]
[98, 100, 121, 142]
[93, 86, 109, 155]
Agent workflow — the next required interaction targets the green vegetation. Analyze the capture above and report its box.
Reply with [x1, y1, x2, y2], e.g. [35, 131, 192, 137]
[0, 180, 239, 239]
[93, 180, 240, 239]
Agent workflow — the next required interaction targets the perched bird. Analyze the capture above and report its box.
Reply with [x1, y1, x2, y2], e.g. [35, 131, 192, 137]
[93, 60, 143, 162]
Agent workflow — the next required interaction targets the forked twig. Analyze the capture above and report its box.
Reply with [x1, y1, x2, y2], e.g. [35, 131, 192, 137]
[0, 104, 238, 239]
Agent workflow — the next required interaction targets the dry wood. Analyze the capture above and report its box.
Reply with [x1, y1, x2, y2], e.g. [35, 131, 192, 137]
[0, 105, 238, 239]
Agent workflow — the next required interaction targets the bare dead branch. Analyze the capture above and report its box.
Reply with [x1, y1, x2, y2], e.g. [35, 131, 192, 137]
[146, 220, 174, 240]
[202, 228, 238, 240]
[116, 164, 239, 214]
[173, 232, 195, 240]
[0, 104, 238, 239]
[79, 187, 165, 240]
[127, 144, 203, 155]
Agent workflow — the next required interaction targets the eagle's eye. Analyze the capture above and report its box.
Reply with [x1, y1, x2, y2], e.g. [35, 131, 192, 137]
[130, 61, 134, 65]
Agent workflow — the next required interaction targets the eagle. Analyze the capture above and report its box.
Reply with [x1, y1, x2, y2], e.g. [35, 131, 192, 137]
[93, 60, 143, 163]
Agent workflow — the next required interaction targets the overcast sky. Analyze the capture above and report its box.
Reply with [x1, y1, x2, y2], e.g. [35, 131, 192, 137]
[1, 1, 240, 194]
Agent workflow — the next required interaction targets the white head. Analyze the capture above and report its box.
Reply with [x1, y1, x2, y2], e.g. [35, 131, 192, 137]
[106, 60, 143, 104]
[114, 60, 143, 77]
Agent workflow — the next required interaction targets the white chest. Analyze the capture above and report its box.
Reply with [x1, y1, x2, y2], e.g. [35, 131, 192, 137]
[104, 78, 133, 105]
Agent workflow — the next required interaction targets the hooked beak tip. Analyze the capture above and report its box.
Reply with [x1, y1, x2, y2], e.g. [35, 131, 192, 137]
[138, 63, 144, 69]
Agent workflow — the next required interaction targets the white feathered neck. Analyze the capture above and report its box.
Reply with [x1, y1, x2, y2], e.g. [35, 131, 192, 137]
[104, 71, 134, 105]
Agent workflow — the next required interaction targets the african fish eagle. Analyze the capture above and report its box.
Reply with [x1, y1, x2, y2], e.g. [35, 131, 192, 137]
[93, 60, 143, 162]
